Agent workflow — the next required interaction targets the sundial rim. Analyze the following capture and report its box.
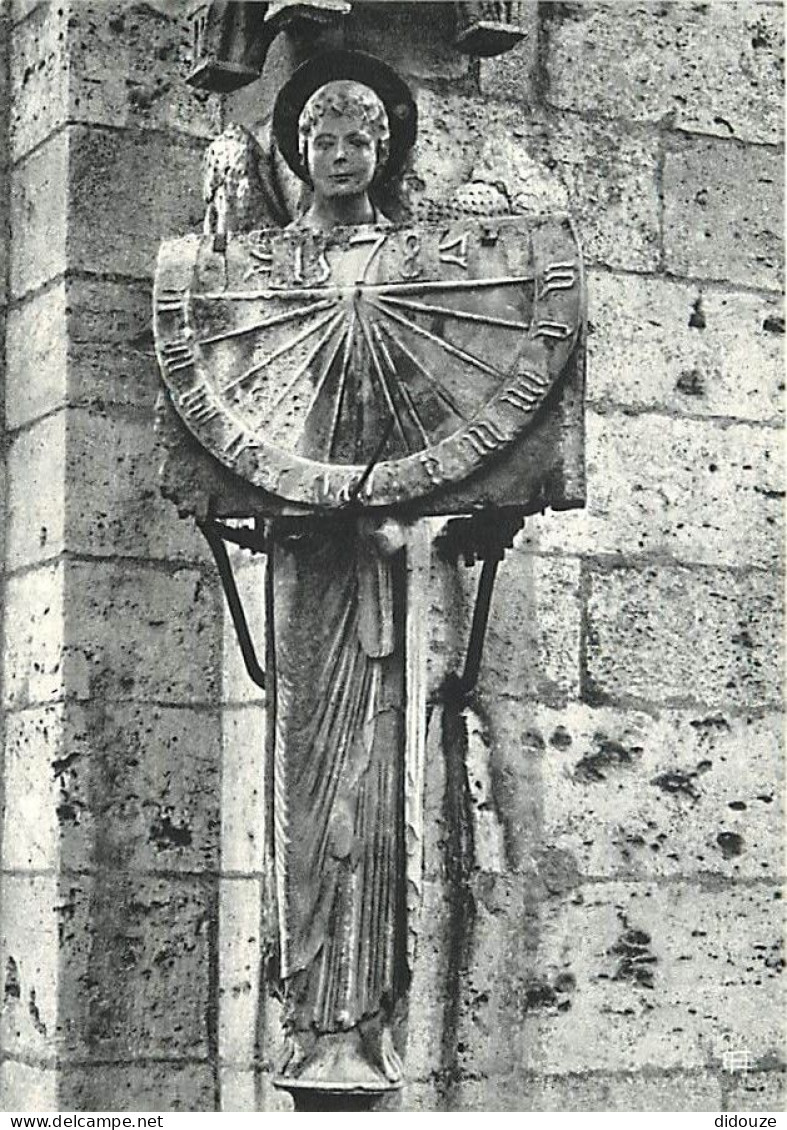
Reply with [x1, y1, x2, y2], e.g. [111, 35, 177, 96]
[154, 213, 584, 510]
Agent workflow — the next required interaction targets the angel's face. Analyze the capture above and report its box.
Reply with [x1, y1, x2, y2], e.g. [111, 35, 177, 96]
[306, 108, 377, 203]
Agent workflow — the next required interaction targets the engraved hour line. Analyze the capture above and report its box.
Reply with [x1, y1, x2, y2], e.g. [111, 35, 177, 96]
[358, 308, 413, 454]
[196, 297, 339, 347]
[377, 292, 530, 332]
[375, 321, 468, 422]
[223, 307, 342, 394]
[196, 275, 535, 303]
[264, 311, 346, 417]
[370, 274, 534, 296]
[371, 298, 505, 382]
[370, 320, 430, 448]
[301, 321, 349, 423]
[328, 303, 357, 459]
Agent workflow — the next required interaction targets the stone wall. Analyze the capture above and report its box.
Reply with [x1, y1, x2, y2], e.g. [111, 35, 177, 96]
[0, 0, 784, 1113]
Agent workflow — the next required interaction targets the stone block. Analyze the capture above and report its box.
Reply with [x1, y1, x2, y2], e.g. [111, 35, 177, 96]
[9, 0, 49, 26]
[526, 411, 784, 570]
[2, 701, 221, 872]
[587, 272, 785, 424]
[724, 1070, 786, 1112]
[60, 1063, 216, 1113]
[68, 125, 204, 281]
[479, 24, 539, 104]
[663, 137, 783, 291]
[0, 1061, 57, 1111]
[543, 1, 784, 146]
[2, 563, 65, 710]
[449, 1069, 722, 1111]
[585, 564, 784, 710]
[1, 872, 216, 1061]
[5, 282, 68, 429]
[66, 278, 163, 413]
[0, 873, 59, 1059]
[65, 407, 210, 562]
[220, 1068, 256, 1112]
[10, 131, 68, 298]
[350, 1, 471, 83]
[219, 877, 262, 1065]
[9, 1, 68, 160]
[221, 704, 266, 874]
[62, 559, 220, 705]
[489, 702, 783, 881]
[5, 411, 66, 570]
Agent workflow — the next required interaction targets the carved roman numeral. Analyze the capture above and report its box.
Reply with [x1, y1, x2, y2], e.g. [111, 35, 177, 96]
[223, 429, 252, 461]
[156, 288, 187, 314]
[160, 339, 195, 373]
[463, 420, 505, 455]
[533, 319, 572, 341]
[179, 383, 218, 424]
[538, 262, 577, 299]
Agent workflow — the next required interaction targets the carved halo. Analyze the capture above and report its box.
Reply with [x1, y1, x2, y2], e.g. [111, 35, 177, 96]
[273, 49, 418, 187]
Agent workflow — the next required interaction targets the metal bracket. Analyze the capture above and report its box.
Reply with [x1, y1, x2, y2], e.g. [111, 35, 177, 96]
[199, 517, 267, 690]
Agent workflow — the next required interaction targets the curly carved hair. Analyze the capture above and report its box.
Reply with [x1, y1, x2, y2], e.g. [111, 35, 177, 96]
[298, 80, 390, 173]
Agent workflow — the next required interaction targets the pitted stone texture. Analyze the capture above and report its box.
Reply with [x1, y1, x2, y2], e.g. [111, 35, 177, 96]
[9, 2, 219, 161]
[587, 273, 785, 424]
[663, 137, 783, 290]
[0, 873, 59, 1059]
[428, 551, 581, 706]
[10, 130, 68, 298]
[59, 1063, 215, 1113]
[478, 27, 539, 104]
[221, 705, 266, 874]
[585, 564, 784, 710]
[525, 411, 784, 570]
[219, 877, 262, 1065]
[66, 407, 210, 562]
[724, 1071, 786, 1113]
[409, 93, 659, 271]
[3, 563, 65, 710]
[448, 1069, 722, 1112]
[488, 702, 783, 881]
[2, 702, 220, 872]
[0, 1061, 57, 1112]
[543, 1, 784, 146]
[6, 283, 68, 429]
[63, 559, 220, 705]
[5, 411, 65, 570]
[68, 125, 203, 280]
[350, 1, 470, 82]
[445, 880, 784, 1078]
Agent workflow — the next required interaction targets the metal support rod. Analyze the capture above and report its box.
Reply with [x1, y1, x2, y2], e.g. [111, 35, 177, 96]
[199, 517, 266, 689]
[454, 555, 500, 699]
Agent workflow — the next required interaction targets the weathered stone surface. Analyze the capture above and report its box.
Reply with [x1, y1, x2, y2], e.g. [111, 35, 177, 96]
[487, 702, 783, 881]
[66, 407, 210, 562]
[1, 873, 214, 1059]
[60, 1063, 216, 1113]
[428, 550, 581, 706]
[543, 1, 785, 146]
[221, 704, 266, 874]
[219, 877, 262, 1065]
[724, 1070, 786, 1113]
[5, 283, 68, 429]
[3, 563, 65, 710]
[9, 130, 68, 298]
[448, 1069, 723, 1111]
[526, 411, 784, 570]
[5, 411, 65, 570]
[585, 564, 784, 710]
[10, 2, 219, 161]
[0, 1061, 57, 1112]
[2, 701, 221, 872]
[663, 137, 783, 290]
[587, 272, 785, 424]
[478, 25, 539, 104]
[68, 125, 204, 281]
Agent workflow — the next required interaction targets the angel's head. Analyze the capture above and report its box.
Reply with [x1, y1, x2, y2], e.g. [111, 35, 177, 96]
[297, 80, 390, 204]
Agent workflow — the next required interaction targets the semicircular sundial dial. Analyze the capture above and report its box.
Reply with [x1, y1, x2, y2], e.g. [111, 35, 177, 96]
[155, 214, 582, 509]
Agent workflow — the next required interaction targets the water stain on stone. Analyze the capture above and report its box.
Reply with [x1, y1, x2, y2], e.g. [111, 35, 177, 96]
[549, 725, 572, 750]
[608, 918, 657, 989]
[688, 295, 706, 329]
[4, 957, 20, 1002]
[574, 733, 643, 782]
[651, 769, 700, 801]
